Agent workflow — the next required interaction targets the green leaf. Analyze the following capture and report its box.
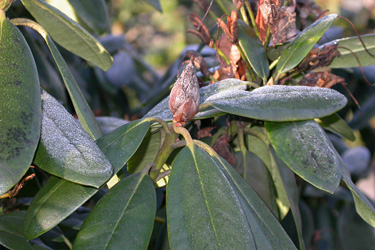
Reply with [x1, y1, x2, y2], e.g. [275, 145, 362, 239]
[144, 78, 247, 121]
[205, 85, 347, 122]
[328, 34, 375, 68]
[20, 0, 113, 70]
[234, 151, 278, 216]
[0, 211, 34, 250]
[167, 146, 257, 249]
[44, 30, 103, 139]
[265, 120, 342, 193]
[73, 173, 156, 250]
[238, 21, 269, 81]
[96, 120, 151, 173]
[142, 0, 162, 12]
[338, 203, 375, 250]
[0, 18, 41, 195]
[211, 152, 298, 249]
[34, 91, 113, 188]
[96, 117, 128, 135]
[342, 166, 375, 227]
[349, 95, 375, 130]
[23, 176, 97, 240]
[316, 113, 355, 141]
[67, 0, 110, 34]
[24, 120, 150, 239]
[275, 14, 337, 77]
[128, 130, 161, 174]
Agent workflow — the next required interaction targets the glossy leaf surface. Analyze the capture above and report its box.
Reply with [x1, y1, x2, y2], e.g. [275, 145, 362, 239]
[73, 173, 156, 250]
[24, 120, 150, 239]
[21, 0, 113, 70]
[275, 14, 337, 76]
[328, 34, 375, 68]
[0, 211, 34, 250]
[316, 113, 355, 141]
[205, 85, 347, 122]
[34, 91, 112, 188]
[0, 18, 41, 195]
[266, 120, 342, 193]
[167, 146, 256, 249]
[144, 79, 247, 121]
[238, 21, 269, 81]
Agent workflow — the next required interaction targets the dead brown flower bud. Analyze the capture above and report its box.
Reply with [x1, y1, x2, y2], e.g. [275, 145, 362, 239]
[169, 62, 200, 127]
[297, 44, 340, 72]
[299, 71, 345, 88]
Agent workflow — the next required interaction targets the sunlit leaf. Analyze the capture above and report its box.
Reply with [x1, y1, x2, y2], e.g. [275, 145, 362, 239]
[266, 120, 342, 193]
[0, 17, 41, 195]
[34, 91, 113, 188]
[24, 120, 150, 239]
[20, 0, 113, 70]
[204, 85, 347, 121]
[73, 173, 156, 250]
[316, 113, 355, 141]
[328, 34, 375, 68]
[238, 21, 269, 81]
[275, 14, 337, 77]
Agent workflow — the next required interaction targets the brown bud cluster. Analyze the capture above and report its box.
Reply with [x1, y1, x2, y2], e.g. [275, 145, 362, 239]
[169, 62, 200, 127]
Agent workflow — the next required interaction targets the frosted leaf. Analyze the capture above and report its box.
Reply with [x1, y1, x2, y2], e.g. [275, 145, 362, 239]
[144, 78, 247, 121]
[34, 91, 113, 188]
[342, 146, 371, 176]
[266, 120, 342, 193]
[204, 85, 347, 121]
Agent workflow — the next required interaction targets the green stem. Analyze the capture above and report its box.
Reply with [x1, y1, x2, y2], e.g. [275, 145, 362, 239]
[215, 0, 229, 15]
[143, 117, 170, 135]
[263, 26, 271, 50]
[237, 122, 247, 179]
[150, 128, 179, 180]
[239, 5, 250, 26]
[244, 1, 259, 37]
[0, 10, 5, 20]
[243, 127, 270, 145]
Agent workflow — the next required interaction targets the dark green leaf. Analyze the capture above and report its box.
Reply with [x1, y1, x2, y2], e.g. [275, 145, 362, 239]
[34, 91, 113, 188]
[265, 120, 342, 193]
[238, 21, 269, 81]
[73, 172, 156, 250]
[0, 18, 41, 195]
[96, 120, 150, 173]
[20, 0, 113, 70]
[234, 151, 278, 216]
[338, 203, 375, 250]
[45, 35, 103, 140]
[67, 0, 110, 34]
[96, 117, 128, 135]
[24, 120, 150, 239]
[142, 0, 162, 12]
[144, 79, 247, 121]
[128, 130, 161, 174]
[275, 14, 337, 77]
[211, 152, 297, 249]
[342, 167, 375, 227]
[328, 34, 375, 68]
[316, 113, 355, 141]
[205, 85, 347, 121]
[0, 211, 34, 250]
[23, 176, 97, 240]
[167, 146, 257, 249]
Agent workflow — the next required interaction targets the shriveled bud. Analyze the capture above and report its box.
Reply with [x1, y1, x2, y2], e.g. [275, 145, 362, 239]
[0, 0, 14, 11]
[169, 62, 200, 127]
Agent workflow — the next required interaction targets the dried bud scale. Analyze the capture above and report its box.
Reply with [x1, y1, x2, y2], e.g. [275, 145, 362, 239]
[169, 62, 200, 127]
